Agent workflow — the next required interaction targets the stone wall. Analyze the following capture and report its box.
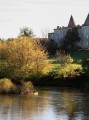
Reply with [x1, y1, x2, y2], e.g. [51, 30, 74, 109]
[48, 26, 89, 49]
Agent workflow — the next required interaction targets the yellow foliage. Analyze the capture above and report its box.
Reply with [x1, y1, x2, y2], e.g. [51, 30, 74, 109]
[0, 78, 16, 93]
[57, 64, 82, 78]
[5, 37, 51, 78]
[56, 50, 73, 65]
[0, 41, 7, 59]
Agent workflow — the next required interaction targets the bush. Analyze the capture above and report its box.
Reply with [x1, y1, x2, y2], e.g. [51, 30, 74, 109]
[55, 50, 73, 65]
[56, 64, 82, 78]
[0, 78, 34, 94]
[20, 81, 34, 92]
[82, 59, 89, 73]
[2, 37, 51, 80]
[0, 78, 16, 93]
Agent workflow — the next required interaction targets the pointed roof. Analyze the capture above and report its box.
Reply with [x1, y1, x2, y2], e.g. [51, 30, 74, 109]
[84, 14, 89, 26]
[68, 15, 76, 27]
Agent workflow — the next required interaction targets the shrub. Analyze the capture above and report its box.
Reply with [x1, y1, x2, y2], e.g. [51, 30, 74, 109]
[56, 64, 82, 78]
[3, 37, 51, 80]
[82, 59, 89, 73]
[20, 81, 34, 92]
[0, 78, 16, 93]
[55, 50, 73, 65]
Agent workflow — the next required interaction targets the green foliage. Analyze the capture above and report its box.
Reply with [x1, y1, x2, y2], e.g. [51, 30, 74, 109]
[0, 41, 7, 60]
[49, 50, 82, 78]
[56, 64, 82, 78]
[61, 27, 80, 50]
[82, 59, 89, 74]
[46, 39, 58, 55]
[0, 61, 10, 78]
[55, 50, 73, 65]
[69, 49, 89, 63]
[19, 27, 34, 37]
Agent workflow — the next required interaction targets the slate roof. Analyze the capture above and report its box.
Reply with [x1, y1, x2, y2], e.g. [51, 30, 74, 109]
[83, 14, 89, 26]
[68, 15, 76, 27]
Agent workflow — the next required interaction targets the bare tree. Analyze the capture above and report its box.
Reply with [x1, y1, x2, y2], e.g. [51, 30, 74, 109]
[41, 28, 50, 38]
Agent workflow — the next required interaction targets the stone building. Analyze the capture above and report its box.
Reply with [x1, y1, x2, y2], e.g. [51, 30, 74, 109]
[48, 14, 89, 48]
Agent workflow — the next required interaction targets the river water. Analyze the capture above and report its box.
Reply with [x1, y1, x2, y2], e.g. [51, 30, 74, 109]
[0, 87, 89, 120]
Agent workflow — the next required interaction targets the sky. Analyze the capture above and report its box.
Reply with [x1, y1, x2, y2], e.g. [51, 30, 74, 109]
[0, 0, 89, 39]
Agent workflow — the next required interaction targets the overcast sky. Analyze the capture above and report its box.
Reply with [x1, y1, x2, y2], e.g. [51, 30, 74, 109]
[0, 0, 89, 39]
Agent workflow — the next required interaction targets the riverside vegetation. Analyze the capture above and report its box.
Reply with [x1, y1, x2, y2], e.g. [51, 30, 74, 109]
[0, 28, 89, 93]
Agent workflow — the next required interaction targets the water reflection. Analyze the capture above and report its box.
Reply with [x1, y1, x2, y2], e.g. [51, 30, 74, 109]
[50, 89, 89, 120]
[0, 88, 89, 120]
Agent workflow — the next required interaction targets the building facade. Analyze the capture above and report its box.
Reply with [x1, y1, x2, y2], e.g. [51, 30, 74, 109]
[48, 14, 89, 48]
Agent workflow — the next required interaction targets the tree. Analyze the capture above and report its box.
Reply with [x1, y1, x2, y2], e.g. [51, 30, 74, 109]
[41, 28, 50, 38]
[47, 39, 58, 55]
[82, 59, 89, 75]
[0, 40, 7, 60]
[19, 27, 34, 37]
[61, 27, 80, 50]
[4, 37, 51, 79]
[55, 51, 81, 78]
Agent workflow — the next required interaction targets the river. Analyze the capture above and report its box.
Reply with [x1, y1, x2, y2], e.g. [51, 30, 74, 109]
[0, 87, 89, 120]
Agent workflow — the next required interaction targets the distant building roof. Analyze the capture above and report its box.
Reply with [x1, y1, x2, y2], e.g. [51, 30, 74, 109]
[83, 13, 89, 26]
[48, 33, 54, 34]
[54, 26, 68, 30]
[68, 15, 76, 27]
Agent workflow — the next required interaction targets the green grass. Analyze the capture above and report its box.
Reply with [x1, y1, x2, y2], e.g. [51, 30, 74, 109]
[49, 49, 89, 64]
[49, 49, 88, 74]
[69, 49, 89, 63]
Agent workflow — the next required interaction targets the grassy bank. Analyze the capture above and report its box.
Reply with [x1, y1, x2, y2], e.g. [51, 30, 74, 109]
[0, 49, 89, 92]
[69, 49, 89, 63]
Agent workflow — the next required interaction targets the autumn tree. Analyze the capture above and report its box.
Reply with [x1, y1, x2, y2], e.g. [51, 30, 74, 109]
[0, 40, 7, 60]
[4, 37, 51, 80]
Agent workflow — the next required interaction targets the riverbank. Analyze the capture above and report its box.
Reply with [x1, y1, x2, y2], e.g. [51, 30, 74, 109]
[0, 74, 89, 94]
[31, 74, 89, 90]
[0, 78, 34, 94]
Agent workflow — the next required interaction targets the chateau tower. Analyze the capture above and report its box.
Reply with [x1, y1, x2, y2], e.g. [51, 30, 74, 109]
[84, 13, 89, 26]
[68, 15, 76, 27]
[48, 14, 89, 48]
